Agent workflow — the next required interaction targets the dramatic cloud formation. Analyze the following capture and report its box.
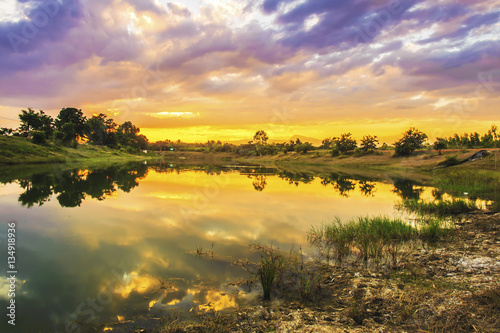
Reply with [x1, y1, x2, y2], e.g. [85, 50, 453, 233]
[0, 0, 499, 142]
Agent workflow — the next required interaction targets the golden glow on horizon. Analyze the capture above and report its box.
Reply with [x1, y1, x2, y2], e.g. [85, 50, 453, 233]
[140, 120, 499, 143]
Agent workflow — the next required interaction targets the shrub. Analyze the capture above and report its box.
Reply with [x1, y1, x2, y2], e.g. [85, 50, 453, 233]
[31, 131, 47, 145]
[438, 155, 461, 167]
[331, 146, 340, 157]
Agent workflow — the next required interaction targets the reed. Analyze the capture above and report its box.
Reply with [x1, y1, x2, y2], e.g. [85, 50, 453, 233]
[398, 198, 479, 216]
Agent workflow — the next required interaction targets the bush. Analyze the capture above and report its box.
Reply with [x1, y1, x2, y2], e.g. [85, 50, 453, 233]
[331, 146, 340, 157]
[31, 131, 47, 145]
[353, 147, 363, 157]
[295, 142, 314, 154]
[438, 155, 461, 167]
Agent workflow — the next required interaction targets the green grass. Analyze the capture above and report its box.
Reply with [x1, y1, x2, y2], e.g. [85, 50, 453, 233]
[433, 168, 500, 210]
[419, 217, 451, 242]
[259, 256, 276, 301]
[251, 245, 321, 301]
[437, 154, 461, 167]
[0, 135, 157, 165]
[398, 198, 479, 216]
[308, 215, 448, 268]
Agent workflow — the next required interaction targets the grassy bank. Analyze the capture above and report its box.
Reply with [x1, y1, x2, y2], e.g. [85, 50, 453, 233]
[0, 135, 157, 165]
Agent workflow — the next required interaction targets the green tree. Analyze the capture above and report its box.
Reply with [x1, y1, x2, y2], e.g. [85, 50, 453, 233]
[117, 121, 148, 150]
[360, 135, 379, 153]
[335, 133, 357, 154]
[433, 138, 447, 155]
[19, 108, 41, 137]
[481, 125, 499, 148]
[393, 128, 428, 156]
[19, 108, 54, 142]
[86, 113, 117, 147]
[55, 107, 87, 146]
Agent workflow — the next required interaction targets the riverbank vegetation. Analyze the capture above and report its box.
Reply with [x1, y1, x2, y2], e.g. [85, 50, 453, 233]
[398, 198, 481, 216]
[2, 108, 499, 168]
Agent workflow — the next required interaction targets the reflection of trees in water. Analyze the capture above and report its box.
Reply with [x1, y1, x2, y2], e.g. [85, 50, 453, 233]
[391, 178, 424, 200]
[277, 170, 314, 186]
[252, 175, 267, 192]
[320, 173, 357, 198]
[17, 163, 148, 208]
[15, 161, 433, 204]
[334, 177, 356, 197]
[359, 181, 376, 197]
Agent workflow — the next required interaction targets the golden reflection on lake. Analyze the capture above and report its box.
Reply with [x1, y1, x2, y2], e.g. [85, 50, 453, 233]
[0, 164, 433, 332]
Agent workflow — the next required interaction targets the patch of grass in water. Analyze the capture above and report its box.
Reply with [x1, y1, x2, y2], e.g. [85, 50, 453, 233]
[308, 215, 449, 268]
[397, 198, 480, 217]
[433, 168, 500, 210]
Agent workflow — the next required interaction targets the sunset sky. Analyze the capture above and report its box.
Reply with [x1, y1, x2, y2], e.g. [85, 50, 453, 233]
[0, 0, 499, 143]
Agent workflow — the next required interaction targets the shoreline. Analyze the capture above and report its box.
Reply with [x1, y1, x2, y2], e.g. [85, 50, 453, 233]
[105, 210, 500, 333]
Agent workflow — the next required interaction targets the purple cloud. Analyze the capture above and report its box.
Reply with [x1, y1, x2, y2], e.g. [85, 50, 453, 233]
[0, 0, 83, 54]
[419, 11, 500, 44]
[263, 0, 420, 51]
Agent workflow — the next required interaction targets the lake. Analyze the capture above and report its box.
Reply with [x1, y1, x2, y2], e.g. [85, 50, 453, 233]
[0, 161, 438, 332]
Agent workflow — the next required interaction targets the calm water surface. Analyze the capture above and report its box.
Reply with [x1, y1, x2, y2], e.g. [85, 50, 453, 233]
[0, 162, 437, 332]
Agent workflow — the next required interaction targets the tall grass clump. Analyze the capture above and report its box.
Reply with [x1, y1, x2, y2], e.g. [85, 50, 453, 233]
[251, 245, 321, 301]
[308, 217, 354, 264]
[308, 216, 443, 268]
[398, 198, 479, 217]
[419, 217, 450, 242]
[259, 256, 276, 301]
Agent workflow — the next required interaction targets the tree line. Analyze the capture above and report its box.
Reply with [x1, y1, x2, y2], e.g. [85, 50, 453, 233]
[3, 109, 497, 157]
[151, 125, 498, 157]
[1, 107, 148, 151]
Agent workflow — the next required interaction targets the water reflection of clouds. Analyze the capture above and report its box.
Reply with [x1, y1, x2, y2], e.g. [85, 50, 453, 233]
[0, 164, 450, 331]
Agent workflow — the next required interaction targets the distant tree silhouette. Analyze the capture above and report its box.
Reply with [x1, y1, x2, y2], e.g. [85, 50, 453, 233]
[253, 130, 268, 145]
[433, 138, 447, 155]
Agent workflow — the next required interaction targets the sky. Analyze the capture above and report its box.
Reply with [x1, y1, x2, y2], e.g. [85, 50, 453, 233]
[0, 0, 499, 143]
